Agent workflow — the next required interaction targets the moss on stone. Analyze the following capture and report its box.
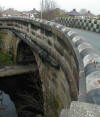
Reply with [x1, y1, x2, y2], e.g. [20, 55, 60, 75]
[35, 114, 43, 117]
[0, 51, 15, 66]
[45, 91, 64, 117]
[56, 95, 63, 111]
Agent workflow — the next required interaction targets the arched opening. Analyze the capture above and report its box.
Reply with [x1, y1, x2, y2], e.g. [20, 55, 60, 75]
[16, 40, 36, 65]
[0, 40, 44, 117]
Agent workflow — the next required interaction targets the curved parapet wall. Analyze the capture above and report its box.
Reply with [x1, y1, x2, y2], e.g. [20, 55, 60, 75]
[55, 17, 100, 33]
[55, 17, 100, 104]
[66, 30, 100, 105]
[0, 17, 100, 115]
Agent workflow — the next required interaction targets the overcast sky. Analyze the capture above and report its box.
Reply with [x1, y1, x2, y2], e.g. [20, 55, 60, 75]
[0, 0, 100, 15]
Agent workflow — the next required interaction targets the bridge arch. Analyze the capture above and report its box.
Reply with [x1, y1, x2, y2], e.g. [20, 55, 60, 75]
[16, 40, 36, 65]
[0, 38, 44, 116]
[0, 17, 83, 117]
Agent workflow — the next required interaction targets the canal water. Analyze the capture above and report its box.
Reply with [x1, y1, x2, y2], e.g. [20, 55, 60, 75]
[0, 72, 43, 117]
[0, 91, 18, 117]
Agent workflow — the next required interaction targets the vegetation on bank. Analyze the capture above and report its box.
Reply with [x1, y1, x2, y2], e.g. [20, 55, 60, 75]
[0, 51, 15, 66]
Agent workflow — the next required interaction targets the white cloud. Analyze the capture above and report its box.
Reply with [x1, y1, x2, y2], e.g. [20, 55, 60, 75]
[0, 0, 100, 14]
[57, 0, 100, 14]
[0, 0, 41, 11]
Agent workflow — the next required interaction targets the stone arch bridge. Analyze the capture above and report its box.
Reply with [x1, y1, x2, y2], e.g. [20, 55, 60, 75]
[0, 17, 100, 117]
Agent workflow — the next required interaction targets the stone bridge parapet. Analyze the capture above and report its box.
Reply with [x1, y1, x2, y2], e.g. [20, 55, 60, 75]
[55, 17, 100, 105]
[55, 17, 100, 33]
[0, 17, 100, 116]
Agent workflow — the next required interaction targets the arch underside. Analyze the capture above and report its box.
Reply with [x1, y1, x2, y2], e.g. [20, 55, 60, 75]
[16, 40, 36, 65]
[0, 38, 44, 116]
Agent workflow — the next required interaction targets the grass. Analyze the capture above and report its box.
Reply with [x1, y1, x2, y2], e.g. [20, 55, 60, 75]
[0, 51, 15, 66]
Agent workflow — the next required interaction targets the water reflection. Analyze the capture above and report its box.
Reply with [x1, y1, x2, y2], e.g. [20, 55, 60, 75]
[0, 91, 18, 117]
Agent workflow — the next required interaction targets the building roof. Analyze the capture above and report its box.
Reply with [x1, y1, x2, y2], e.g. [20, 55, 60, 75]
[97, 15, 100, 18]
[82, 11, 95, 17]
[27, 8, 39, 14]
[67, 9, 81, 16]
[1, 8, 21, 16]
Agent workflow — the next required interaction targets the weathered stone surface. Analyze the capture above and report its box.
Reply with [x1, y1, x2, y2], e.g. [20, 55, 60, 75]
[0, 65, 37, 77]
[56, 17, 100, 33]
[34, 52, 71, 117]
[60, 109, 68, 117]
[69, 101, 100, 117]
[0, 30, 19, 62]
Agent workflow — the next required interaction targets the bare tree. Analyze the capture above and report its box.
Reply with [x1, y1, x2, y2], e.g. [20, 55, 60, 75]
[79, 9, 88, 15]
[0, 6, 5, 13]
[41, 0, 59, 20]
[43, 0, 57, 12]
[0, 6, 5, 16]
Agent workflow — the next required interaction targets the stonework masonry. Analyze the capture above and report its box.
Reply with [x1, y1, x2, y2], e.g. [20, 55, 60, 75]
[0, 17, 100, 116]
[55, 17, 100, 33]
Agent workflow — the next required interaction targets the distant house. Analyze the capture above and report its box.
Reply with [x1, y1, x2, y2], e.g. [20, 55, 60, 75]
[67, 9, 81, 17]
[21, 8, 39, 18]
[97, 15, 100, 18]
[20, 12, 29, 18]
[27, 8, 39, 18]
[1, 8, 39, 18]
[1, 8, 21, 17]
[82, 11, 96, 18]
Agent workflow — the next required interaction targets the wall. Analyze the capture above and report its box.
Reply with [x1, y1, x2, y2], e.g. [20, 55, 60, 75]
[55, 17, 100, 33]
[34, 52, 71, 117]
[0, 30, 19, 62]
[65, 29, 100, 105]
[55, 17, 100, 105]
